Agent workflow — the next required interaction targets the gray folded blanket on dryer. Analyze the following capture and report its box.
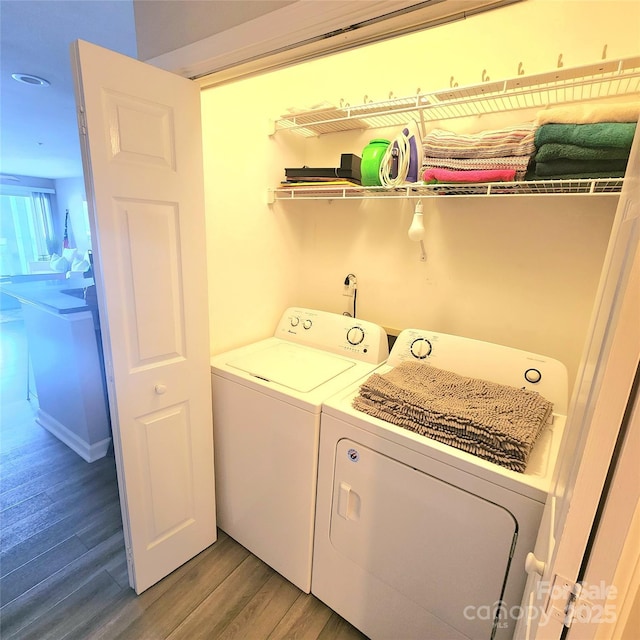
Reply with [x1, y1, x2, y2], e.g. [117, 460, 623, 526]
[352, 361, 553, 473]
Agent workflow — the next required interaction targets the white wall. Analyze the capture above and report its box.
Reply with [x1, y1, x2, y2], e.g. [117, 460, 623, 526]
[200, 0, 640, 392]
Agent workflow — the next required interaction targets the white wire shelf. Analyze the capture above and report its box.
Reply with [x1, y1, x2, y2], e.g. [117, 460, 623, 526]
[274, 56, 640, 137]
[272, 178, 625, 201]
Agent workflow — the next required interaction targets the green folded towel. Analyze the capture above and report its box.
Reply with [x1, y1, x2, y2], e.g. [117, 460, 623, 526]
[535, 123, 636, 149]
[534, 143, 631, 163]
[525, 171, 626, 181]
[534, 158, 628, 177]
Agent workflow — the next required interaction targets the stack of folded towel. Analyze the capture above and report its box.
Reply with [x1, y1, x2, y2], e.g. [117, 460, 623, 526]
[352, 361, 553, 472]
[527, 102, 639, 180]
[421, 123, 537, 183]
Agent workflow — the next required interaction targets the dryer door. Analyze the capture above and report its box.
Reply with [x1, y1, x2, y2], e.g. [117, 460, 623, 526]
[330, 438, 517, 639]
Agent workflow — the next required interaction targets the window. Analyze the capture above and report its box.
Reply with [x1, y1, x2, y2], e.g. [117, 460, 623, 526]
[0, 189, 55, 276]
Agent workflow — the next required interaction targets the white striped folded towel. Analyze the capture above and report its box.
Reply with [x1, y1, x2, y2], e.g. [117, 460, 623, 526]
[422, 123, 537, 159]
[421, 155, 532, 171]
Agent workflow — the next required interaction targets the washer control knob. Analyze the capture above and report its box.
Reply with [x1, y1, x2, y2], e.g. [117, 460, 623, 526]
[303, 319, 312, 330]
[524, 368, 542, 384]
[347, 326, 365, 345]
[410, 338, 432, 359]
[290, 316, 300, 327]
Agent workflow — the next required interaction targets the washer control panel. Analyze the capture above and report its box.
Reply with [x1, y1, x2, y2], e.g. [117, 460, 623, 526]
[389, 328, 569, 414]
[275, 307, 389, 364]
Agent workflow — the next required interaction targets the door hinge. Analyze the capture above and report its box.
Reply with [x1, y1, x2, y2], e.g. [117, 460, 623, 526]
[105, 358, 114, 384]
[78, 106, 87, 136]
[547, 574, 594, 628]
[125, 544, 134, 566]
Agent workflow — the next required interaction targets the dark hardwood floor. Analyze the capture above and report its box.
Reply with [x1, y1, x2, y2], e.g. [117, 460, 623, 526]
[0, 311, 366, 639]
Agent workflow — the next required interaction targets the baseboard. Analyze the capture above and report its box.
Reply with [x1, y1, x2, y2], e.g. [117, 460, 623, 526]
[36, 409, 111, 462]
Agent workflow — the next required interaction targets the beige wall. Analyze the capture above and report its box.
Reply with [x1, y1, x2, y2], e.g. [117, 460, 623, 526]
[201, 0, 640, 394]
[134, 0, 295, 60]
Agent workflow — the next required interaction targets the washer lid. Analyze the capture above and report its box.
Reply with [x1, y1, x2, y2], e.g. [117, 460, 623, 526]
[226, 343, 355, 392]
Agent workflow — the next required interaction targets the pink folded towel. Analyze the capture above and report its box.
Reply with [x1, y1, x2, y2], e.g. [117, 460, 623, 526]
[422, 168, 517, 183]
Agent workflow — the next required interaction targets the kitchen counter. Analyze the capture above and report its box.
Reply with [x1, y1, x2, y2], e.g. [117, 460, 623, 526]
[0, 277, 95, 314]
[2, 276, 112, 462]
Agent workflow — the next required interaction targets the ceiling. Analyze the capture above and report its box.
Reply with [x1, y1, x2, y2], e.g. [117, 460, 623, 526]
[0, 1, 136, 180]
[0, 0, 292, 181]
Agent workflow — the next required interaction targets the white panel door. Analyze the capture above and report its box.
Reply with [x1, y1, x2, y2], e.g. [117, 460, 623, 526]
[515, 124, 640, 639]
[71, 39, 216, 593]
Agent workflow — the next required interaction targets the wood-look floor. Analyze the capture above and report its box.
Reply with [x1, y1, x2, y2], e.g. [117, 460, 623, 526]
[0, 313, 367, 640]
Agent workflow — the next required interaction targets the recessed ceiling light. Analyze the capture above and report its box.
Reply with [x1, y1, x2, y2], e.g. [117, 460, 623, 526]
[11, 73, 50, 87]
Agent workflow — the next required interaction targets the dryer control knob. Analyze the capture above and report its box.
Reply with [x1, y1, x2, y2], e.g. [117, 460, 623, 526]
[410, 338, 432, 359]
[290, 316, 300, 327]
[347, 326, 365, 345]
[303, 319, 312, 330]
[525, 368, 542, 384]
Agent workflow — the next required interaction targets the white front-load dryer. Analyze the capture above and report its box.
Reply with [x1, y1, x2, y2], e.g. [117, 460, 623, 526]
[312, 328, 568, 639]
[210, 307, 388, 593]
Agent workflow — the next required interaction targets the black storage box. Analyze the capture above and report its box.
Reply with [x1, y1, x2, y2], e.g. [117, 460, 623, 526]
[284, 153, 361, 183]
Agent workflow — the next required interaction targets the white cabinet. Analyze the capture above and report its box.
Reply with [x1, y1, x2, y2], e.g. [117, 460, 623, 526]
[22, 303, 111, 462]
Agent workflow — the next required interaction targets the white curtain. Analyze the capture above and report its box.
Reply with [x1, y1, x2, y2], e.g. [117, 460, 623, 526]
[0, 190, 56, 275]
[30, 192, 55, 257]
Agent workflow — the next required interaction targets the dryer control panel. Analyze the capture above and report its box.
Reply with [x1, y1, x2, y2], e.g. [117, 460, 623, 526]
[275, 307, 389, 364]
[389, 329, 568, 414]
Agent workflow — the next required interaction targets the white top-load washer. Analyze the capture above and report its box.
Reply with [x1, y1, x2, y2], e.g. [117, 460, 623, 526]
[312, 328, 568, 640]
[210, 307, 388, 593]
